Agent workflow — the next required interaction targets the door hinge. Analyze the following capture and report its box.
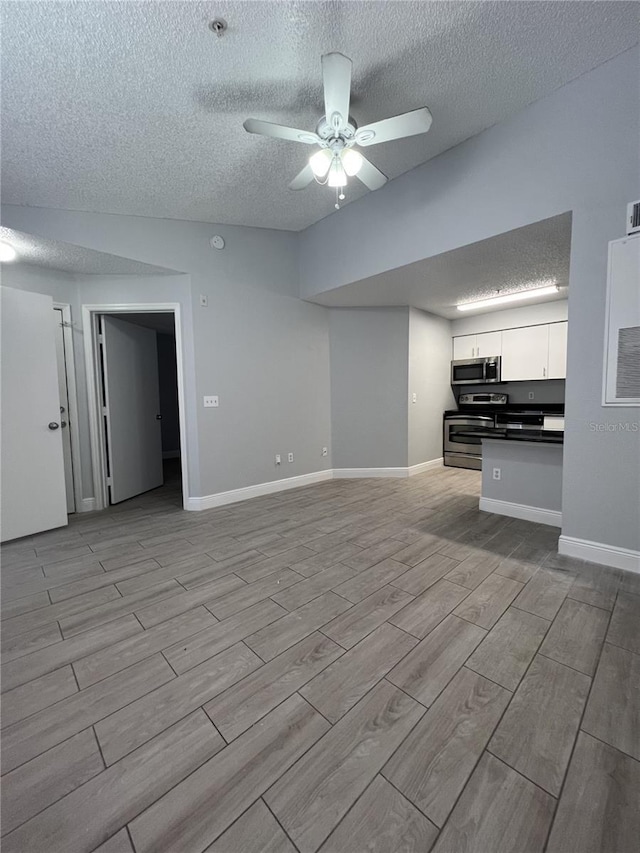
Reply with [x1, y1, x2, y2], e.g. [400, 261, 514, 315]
[98, 333, 104, 344]
[102, 407, 107, 415]
[106, 476, 113, 487]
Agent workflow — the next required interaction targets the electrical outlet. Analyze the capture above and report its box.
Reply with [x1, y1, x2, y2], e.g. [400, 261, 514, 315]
[199, 294, 208, 307]
[528, 391, 535, 400]
[321, 447, 328, 457]
[203, 396, 219, 408]
[412, 392, 417, 403]
[287, 452, 294, 463]
[275, 454, 281, 465]
[492, 467, 501, 481]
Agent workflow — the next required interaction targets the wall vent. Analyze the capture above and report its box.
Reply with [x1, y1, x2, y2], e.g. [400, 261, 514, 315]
[616, 326, 640, 398]
[627, 200, 640, 235]
[603, 235, 640, 406]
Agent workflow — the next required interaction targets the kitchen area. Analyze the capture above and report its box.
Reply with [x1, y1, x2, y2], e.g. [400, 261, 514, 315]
[444, 308, 568, 526]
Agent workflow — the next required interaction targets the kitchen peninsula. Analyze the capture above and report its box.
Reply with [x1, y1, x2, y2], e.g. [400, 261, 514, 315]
[467, 429, 564, 527]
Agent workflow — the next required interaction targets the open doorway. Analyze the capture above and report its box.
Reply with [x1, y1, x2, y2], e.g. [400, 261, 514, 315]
[83, 303, 189, 511]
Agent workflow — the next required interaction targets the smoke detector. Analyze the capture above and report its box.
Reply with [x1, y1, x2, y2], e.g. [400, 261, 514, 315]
[208, 18, 227, 37]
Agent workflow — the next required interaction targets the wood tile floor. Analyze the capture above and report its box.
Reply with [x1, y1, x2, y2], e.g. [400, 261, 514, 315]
[1, 465, 639, 852]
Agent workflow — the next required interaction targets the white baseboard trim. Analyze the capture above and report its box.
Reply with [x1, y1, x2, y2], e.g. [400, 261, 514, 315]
[334, 458, 443, 480]
[162, 450, 181, 459]
[185, 469, 334, 511]
[333, 467, 409, 479]
[408, 458, 443, 476]
[558, 535, 640, 574]
[186, 459, 444, 510]
[79, 497, 97, 513]
[479, 497, 562, 528]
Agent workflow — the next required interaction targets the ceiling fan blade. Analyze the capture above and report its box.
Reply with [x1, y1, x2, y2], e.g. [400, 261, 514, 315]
[244, 118, 320, 145]
[322, 52, 352, 133]
[356, 156, 387, 191]
[289, 163, 315, 191]
[355, 107, 433, 146]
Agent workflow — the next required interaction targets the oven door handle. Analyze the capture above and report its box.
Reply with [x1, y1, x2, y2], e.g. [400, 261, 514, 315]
[446, 416, 495, 423]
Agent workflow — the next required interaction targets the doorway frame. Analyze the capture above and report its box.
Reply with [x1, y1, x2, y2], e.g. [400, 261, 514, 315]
[82, 303, 190, 511]
[53, 302, 83, 513]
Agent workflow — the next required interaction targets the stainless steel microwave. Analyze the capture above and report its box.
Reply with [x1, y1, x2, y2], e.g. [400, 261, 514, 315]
[451, 356, 501, 385]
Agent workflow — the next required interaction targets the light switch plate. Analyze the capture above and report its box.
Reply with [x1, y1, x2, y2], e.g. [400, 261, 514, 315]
[203, 396, 219, 408]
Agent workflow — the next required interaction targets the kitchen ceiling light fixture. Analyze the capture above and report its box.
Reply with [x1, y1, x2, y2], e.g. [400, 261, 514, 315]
[456, 283, 560, 312]
[244, 52, 433, 198]
[0, 241, 17, 262]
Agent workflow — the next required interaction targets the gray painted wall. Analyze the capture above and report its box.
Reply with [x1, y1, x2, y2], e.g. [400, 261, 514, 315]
[300, 47, 640, 552]
[329, 308, 409, 469]
[408, 308, 455, 466]
[482, 440, 563, 512]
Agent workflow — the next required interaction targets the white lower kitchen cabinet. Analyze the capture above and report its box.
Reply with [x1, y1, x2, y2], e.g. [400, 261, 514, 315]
[548, 322, 568, 379]
[501, 324, 550, 381]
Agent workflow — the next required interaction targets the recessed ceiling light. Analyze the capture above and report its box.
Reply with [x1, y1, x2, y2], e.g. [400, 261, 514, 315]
[457, 283, 560, 312]
[0, 241, 17, 262]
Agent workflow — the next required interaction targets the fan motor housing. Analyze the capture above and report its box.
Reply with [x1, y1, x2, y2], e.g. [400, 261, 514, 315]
[316, 116, 357, 141]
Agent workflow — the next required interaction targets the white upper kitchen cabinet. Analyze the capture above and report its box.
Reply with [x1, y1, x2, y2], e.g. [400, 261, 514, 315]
[501, 324, 550, 381]
[453, 331, 502, 360]
[453, 334, 476, 360]
[475, 331, 502, 358]
[548, 322, 568, 379]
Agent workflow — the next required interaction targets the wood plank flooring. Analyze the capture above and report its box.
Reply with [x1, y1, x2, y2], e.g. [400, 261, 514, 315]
[1, 463, 638, 852]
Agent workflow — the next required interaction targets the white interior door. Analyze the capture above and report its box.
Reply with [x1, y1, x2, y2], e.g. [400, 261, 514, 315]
[101, 315, 163, 504]
[53, 308, 76, 513]
[1, 286, 68, 541]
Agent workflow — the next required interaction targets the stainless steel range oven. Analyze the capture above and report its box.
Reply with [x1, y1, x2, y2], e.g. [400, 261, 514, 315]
[443, 393, 508, 470]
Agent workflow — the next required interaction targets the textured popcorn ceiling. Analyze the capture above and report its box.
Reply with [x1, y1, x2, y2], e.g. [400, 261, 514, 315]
[310, 213, 572, 318]
[0, 228, 180, 275]
[1, 2, 637, 231]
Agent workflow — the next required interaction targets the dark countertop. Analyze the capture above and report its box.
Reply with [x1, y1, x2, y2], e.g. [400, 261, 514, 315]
[456, 429, 564, 445]
[445, 403, 565, 417]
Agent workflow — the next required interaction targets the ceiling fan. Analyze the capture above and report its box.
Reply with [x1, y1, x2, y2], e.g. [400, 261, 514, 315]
[243, 52, 433, 203]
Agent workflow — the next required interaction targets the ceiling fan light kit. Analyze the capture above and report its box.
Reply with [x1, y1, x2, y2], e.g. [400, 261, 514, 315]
[243, 52, 433, 207]
[0, 241, 18, 262]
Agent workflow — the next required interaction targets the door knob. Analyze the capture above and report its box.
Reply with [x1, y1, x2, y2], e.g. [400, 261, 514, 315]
[156, 414, 162, 420]
[61, 420, 68, 428]
[48, 422, 60, 430]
